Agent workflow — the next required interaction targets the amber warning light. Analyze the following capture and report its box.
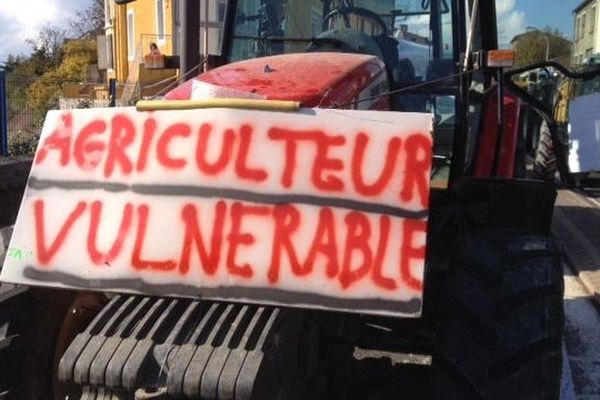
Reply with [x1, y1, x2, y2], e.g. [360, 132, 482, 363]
[487, 50, 515, 68]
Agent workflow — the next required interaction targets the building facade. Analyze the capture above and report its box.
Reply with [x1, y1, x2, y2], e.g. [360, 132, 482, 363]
[103, 0, 176, 84]
[100, 0, 225, 98]
[573, 0, 600, 65]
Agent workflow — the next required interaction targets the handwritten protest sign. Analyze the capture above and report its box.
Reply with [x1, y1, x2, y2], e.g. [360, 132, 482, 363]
[1, 107, 432, 317]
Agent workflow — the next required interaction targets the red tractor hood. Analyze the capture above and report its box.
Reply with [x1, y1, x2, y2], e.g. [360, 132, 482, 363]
[165, 52, 389, 109]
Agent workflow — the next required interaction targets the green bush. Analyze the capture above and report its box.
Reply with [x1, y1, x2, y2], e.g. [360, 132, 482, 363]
[8, 131, 40, 156]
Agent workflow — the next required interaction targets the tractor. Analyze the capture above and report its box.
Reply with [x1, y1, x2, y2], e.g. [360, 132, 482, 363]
[0, 0, 588, 399]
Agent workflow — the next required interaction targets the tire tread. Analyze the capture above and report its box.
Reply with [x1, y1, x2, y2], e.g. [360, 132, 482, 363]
[431, 231, 564, 400]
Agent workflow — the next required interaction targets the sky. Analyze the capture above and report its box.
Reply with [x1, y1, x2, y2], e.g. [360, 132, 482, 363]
[496, 0, 582, 46]
[0, 0, 92, 63]
[0, 0, 588, 63]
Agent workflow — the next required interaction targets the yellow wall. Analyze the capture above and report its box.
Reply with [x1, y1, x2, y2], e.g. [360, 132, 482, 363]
[105, 1, 131, 83]
[106, 0, 175, 86]
[115, 3, 129, 82]
[128, 0, 174, 59]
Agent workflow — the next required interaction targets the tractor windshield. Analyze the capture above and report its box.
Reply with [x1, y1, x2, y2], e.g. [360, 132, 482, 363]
[225, 0, 462, 186]
[227, 0, 457, 83]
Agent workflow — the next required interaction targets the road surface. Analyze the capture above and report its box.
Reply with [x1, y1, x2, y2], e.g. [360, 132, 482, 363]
[562, 266, 600, 400]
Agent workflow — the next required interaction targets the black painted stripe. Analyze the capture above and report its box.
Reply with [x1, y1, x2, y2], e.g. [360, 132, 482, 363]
[21, 266, 422, 317]
[27, 176, 428, 219]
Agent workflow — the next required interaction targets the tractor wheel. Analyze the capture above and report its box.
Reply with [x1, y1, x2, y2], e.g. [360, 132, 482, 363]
[431, 231, 564, 400]
[0, 284, 106, 399]
[533, 121, 557, 181]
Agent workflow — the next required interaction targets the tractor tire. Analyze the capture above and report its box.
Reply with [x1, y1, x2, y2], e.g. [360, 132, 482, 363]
[533, 121, 557, 182]
[0, 284, 105, 399]
[431, 231, 564, 400]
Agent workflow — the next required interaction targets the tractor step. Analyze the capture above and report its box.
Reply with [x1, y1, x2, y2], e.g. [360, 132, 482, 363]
[58, 295, 302, 400]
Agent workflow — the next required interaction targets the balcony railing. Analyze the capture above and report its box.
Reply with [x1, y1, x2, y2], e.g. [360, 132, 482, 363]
[122, 34, 178, 103]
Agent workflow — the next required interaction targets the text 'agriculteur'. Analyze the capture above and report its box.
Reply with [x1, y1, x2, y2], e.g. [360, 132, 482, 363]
[1, 107, 433, 317]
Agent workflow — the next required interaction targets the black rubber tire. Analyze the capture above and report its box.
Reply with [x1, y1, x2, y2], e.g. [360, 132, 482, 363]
[431, 231, 564, 400]
[533, 121, 557, 182]
[0, 284, 78, 400]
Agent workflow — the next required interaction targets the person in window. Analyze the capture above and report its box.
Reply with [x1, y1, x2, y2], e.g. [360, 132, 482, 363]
[148, 42, 161, 56]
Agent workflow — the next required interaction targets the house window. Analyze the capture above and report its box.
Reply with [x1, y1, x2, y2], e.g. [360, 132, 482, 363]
[591, 7, 596, 34]
[576, 17, 581, 41]
[127, 10, 135, 60]
[106, 33, 114, 70]
[582, 13, 587, 39]
[218, 0, 227, 23]
[156, 0, 165, 43]
[104, 0, 111, 28]
[311, 6, 322, 37]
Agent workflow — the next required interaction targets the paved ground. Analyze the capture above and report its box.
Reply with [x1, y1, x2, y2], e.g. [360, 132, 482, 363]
[562, 266, 600, 400]
[554, 188, 600, 400]
[554, 189, 600, 304]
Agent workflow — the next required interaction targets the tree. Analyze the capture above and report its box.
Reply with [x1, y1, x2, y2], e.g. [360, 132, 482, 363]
[3, 6, 101, 157]
[25, 24, 68, 72]
[512, 28, 572, 68]
[26, 39, 98, 123]
[69, 0, 105, 38]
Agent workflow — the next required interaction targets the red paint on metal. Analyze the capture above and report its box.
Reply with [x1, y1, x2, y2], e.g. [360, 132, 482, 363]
[474, 90, 521, 178]
[165, 53, 390, 109]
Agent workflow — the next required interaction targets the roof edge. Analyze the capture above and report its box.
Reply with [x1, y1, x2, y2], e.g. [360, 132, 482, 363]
[574, 0, 595, 14]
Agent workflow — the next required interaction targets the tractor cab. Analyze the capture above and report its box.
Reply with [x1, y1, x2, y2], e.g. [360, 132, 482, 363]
[224, 0, 455, 96]
[171, 0, 460, 112]
[166, 0, 478, 188]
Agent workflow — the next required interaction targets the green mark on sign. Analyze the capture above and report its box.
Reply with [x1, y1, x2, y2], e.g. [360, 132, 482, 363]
[7, 247, 32, 261]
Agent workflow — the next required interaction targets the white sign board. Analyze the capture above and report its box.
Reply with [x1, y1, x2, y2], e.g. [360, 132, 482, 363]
[1, 107, 433, 317]
[568, 92, 600, 173]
